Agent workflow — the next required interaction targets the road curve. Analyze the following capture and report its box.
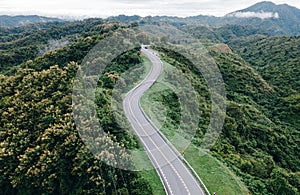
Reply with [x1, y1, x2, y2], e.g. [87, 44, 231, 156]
[123, 45, 207, 195]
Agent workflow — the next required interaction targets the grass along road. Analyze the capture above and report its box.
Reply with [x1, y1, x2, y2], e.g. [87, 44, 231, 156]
[140, 59, 249, 195]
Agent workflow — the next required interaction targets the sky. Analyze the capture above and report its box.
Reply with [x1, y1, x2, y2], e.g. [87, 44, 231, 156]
[0, 0, 300, 18]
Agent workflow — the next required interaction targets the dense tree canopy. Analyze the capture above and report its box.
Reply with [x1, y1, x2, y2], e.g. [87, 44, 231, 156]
[153, 44, 299, 194]
[0, 20, 152, 195]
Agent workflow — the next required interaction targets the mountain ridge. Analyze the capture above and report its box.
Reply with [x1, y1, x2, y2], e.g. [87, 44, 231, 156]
[110, 1, 300, 36]
[236, 1, 299, 13]
[2, 2, 300, 35]
[0, 15, 64, 27]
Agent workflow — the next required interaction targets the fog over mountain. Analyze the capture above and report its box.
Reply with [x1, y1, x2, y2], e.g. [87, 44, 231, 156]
[0, 15, 63, 27]
[2, 1, 300, 36]
[106, 1, 300, 36]
[1, 0, 300, 18]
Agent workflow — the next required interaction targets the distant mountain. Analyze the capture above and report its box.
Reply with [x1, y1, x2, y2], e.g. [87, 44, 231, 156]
[2, 1, 300, 35]
[107, 15, 141, 23]
[0, 15, 64, 27]
[235, 1, 296, 13]
[108, 1, 300, 36]
[186, 1, 300, 35]
[224, 1, 300, 35]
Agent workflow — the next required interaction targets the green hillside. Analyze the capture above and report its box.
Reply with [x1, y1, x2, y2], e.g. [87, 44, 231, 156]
[0, 16, 299, 195]
[0, 20, 153, 195]
[0, 15, 63, 28]
[229, 35, 300, 127]
[145, 44, 299, 194]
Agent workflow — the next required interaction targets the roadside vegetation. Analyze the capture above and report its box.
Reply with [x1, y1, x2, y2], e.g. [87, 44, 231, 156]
[141, 59, 249, 194]
[141, 46, 299, 194]
[0, 20, 154, 194]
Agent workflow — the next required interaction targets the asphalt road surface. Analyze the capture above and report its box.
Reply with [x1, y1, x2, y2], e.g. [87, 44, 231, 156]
[123, 45, 207, 195]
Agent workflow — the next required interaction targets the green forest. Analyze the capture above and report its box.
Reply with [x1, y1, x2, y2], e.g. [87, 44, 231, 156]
[152, 44, 299, 194]
[0, 15, 299, 195]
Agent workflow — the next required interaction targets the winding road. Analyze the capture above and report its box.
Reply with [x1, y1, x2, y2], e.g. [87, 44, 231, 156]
[123, 45, 207, 195]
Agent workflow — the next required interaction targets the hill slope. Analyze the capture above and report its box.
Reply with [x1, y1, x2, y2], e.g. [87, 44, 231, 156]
[109, 1, 300, 36]
[225, 1, 300, 35]
[0, 19, 153, 195]
[228, 35, 300, 127]
[0, 15, 64, 27]
[152, 44, 299, 194]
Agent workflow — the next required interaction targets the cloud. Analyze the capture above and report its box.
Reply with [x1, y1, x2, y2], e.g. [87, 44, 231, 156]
[227, 11, 280, 19]
[1, 0, 298, 18]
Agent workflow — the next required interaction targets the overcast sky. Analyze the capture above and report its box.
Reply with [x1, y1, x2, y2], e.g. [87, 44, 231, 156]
[0, 0, 300, 18]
